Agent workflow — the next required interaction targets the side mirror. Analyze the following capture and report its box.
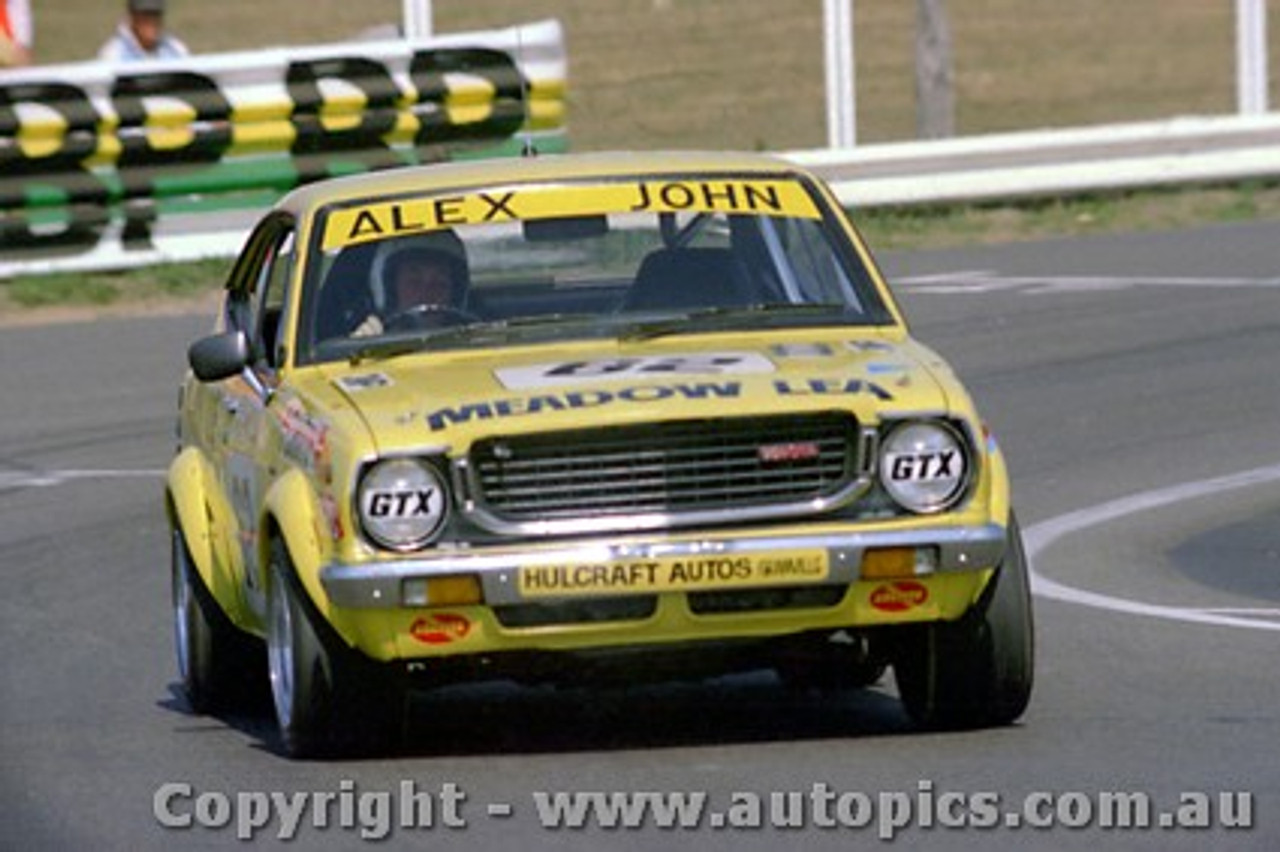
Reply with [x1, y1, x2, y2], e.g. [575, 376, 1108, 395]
[188, 331, 250, 383]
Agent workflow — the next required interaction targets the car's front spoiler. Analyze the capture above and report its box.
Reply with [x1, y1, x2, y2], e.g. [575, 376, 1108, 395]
[320, 523, 1008, 610]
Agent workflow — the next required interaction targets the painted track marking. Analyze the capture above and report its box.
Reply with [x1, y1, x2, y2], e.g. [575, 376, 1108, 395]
[0, 468, 165, 489]
[1026, 464, 1280, 632]
[897, 270, 1280, 294]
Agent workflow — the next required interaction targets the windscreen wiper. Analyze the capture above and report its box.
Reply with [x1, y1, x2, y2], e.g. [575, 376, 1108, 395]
[346, 334, 440, 365]
[617, 303, 851, 341]
[346, 314, 599, 364]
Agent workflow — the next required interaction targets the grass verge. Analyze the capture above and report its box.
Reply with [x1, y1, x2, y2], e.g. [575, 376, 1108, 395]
[855, 181, 1280, 251]
[1, 259, 229, 319]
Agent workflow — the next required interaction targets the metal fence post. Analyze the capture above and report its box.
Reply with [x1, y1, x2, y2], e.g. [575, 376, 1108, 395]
[823, 0, 857, 149]
[1236, 0, 1269, 114]
[402, 0, 434, 39]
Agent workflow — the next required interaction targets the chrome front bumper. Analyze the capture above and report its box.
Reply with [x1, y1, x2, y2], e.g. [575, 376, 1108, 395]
[320, 522, 1008, 610]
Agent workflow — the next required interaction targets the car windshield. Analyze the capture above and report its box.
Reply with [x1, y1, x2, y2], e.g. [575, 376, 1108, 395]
[296, 174, 894, 364]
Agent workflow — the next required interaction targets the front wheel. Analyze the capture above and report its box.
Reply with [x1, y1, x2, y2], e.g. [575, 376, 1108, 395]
[894, 513, 1035, 729]
[266, 538, 403, 758]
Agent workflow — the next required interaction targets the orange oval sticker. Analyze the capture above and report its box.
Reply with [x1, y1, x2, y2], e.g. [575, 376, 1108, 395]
[869, 581, 929, 613]
[410, 613, 472, 645]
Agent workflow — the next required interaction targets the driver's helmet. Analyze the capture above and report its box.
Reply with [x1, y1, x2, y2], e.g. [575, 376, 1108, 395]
[369, 230, 470, 313]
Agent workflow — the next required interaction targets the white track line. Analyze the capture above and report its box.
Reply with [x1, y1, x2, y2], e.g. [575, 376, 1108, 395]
[0, 468, 165, 488]
[896, 270, 1280, 294]
[1025, 464, 1280, 632]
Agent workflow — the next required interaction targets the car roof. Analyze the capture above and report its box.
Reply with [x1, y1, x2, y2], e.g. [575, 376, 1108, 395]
[276, 150, 812, 217]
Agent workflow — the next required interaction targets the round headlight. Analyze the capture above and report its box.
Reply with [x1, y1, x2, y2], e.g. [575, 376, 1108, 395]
[879, 421, 969, 513]
[357, 458, 448, 550]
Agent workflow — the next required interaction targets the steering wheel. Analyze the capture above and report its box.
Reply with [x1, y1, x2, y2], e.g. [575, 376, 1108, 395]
[383, 303, 480, 332]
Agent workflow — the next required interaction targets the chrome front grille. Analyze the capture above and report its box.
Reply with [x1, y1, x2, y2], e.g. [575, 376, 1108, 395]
[467, 412, 863, 527]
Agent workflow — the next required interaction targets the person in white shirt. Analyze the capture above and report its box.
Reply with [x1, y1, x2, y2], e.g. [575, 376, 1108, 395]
[1, 0, 33, 67]
[98, 0, 189, 63]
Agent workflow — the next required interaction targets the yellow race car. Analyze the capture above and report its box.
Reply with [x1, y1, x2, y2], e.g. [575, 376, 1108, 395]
[168, 151, 1032, 757]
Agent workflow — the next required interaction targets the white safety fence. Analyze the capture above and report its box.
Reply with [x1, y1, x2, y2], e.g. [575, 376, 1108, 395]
[789, 113, 1280, 208]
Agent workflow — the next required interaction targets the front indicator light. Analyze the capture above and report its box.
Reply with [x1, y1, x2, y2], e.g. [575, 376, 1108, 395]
[861, 546, 938, 579]
[403, 575, 482, 607]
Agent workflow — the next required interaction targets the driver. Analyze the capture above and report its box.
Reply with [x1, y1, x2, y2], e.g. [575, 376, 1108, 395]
[353, 233, 470, 337]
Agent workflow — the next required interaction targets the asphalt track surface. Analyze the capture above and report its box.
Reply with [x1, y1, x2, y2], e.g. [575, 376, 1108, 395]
[2, 221, 1277, 850]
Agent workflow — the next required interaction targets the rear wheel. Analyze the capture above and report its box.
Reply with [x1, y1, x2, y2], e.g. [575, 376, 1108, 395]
[894, 513, 1034, 729]
[171, 524, 264, 713]
[266, 537, 404, 758]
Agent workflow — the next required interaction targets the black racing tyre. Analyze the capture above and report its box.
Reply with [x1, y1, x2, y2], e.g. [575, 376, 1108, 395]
[893, 513, 1035, 730]
[171, 524, 265, 713]
[266, 537, 404, 758]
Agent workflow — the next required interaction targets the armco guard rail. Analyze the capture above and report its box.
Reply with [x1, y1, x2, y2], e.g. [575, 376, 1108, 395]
[791, 113, 1280, 207]
[0, 20, 566, 278]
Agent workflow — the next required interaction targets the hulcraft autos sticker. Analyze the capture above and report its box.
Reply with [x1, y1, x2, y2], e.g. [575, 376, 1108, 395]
[494, 352, 776, 390]
[519, 551, 828, 598]
[321, 180, 822, 251]
[423, 377, 893, 431]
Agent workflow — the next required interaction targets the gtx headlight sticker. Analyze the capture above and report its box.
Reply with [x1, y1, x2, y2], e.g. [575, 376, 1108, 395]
[879, 420, 969, 514]
[358, 458, 448, 550]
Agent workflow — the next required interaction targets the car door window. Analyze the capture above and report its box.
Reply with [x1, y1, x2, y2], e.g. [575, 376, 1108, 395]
[255, 231, 295, 370]
[223, 215, 295, 371]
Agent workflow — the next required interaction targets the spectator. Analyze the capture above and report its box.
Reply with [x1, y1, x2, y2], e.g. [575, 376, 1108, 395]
[0, 0, 33, 67]
[98, 0, 189, 63]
